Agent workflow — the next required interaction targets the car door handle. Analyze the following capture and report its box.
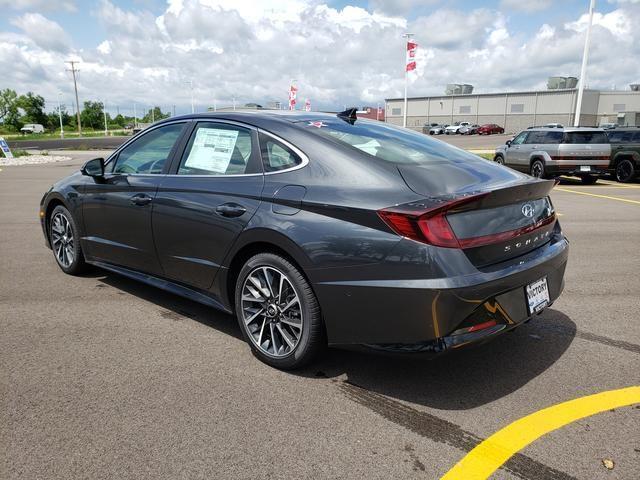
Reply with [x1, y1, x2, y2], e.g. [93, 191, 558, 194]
[130, 194, 153, 206]
[215, 203, 246, 218]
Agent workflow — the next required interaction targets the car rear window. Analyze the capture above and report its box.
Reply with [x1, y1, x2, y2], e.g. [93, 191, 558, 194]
[303, 119, 483, 165]
[564, 131, 608, 144]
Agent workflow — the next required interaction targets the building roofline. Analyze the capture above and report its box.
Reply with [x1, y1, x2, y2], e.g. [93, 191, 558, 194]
[384, 88, 639, 102]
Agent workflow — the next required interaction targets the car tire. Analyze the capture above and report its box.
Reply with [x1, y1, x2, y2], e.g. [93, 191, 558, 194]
[49, 205, 87, 275]
[494, 155, 505, 165]
[235, 252, 325, 370]
[615, 159, 635, 183]
[530, 159, 546, 179]
[581, 175, 598, 185]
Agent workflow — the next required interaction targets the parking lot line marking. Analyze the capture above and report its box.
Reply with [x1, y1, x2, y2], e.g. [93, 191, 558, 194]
[555, 187, 640, 205]
[596, 180, 640, 189]
[440, 385, 640, 480]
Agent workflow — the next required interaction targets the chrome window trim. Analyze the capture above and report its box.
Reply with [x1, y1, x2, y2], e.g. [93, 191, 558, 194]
[104, 119, 190, 167]
[258, 129, 310, 175]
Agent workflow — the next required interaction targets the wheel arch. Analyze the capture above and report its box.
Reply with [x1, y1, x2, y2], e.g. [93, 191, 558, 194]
[43, 194, 69, 246]
[220, 229, 315, 313]
[612, 151, 639, 167]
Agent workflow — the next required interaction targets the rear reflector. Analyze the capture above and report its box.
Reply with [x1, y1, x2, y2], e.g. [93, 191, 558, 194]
[378, 193, 556, 249]
[451, 320, 498, 337]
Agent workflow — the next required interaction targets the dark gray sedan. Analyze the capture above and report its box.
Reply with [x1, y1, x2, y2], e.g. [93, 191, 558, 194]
[39, 110, 569, 369]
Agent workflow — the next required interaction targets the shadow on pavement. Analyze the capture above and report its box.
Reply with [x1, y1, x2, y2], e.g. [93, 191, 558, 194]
[90, 268, 575, 410]
[300, 308, 576, 410]
[93, 271, 243, 341]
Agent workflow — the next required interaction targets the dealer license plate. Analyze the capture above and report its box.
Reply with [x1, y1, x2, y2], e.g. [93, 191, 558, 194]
[580, 165, 591, 172]
[526, 277, 550, 314]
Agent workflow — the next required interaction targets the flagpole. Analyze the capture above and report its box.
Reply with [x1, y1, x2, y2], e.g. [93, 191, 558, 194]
[402, 33, 414, 128]
[574, 0, 595, 127]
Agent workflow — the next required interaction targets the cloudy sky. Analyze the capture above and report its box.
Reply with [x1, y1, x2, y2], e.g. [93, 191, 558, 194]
[0, 0, 638, 115]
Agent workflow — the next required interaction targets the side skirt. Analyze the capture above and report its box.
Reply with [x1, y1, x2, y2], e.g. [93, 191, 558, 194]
[87, 260, 233, 314]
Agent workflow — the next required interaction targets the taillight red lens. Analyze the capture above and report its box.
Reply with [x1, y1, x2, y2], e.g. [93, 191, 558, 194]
[378, 193, 487, 248]
[418, 214, 460, 248]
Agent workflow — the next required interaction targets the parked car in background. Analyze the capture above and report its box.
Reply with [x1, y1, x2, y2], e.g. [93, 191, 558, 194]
[494, 127, 610, 184]
[39, 110, 568, 369]
[428, 124, 449, 135]
[599, 122, 618, 130]
[606, 128, 640, 183]
[20, 123, 45, 134]
[422, 123, 439, 134]
[459, 124, 479, 135]
[544, 123, 564, 128]
[477, 124, 505, 135]
[445, 122, 471, 135]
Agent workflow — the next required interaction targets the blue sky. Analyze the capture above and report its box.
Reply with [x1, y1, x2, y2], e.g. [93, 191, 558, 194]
[0, 0, 637, 114]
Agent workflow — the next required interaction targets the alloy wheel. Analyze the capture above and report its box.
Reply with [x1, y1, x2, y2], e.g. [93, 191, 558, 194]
[241, 266, 303, 358]
[531, 161, 544, 178]
[51, 212, 74, 268]
[616, 160, 633, 183]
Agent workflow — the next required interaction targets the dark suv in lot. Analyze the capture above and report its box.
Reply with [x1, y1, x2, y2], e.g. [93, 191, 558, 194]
[606, 128, 640, 183]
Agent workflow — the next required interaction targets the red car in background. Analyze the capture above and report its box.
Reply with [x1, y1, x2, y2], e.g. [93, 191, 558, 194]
[477, 124, 505, 135]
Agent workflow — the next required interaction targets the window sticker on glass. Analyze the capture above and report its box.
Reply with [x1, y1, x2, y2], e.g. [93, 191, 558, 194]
[184, 128, 240, 173]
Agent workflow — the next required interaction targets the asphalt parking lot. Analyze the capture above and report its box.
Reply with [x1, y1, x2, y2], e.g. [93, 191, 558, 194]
[1, 154, 638, 479]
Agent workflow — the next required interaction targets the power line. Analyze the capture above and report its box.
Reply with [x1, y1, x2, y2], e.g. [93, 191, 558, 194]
[65, 60, 82, 136]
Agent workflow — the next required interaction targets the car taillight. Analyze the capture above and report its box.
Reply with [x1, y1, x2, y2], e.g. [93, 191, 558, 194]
[378, 193, 556, 249]
[378, 193, 488, 248]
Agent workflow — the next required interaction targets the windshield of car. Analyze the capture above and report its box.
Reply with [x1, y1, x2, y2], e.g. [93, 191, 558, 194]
[303, 118, 483, 165]
[563, 131, 608, 144]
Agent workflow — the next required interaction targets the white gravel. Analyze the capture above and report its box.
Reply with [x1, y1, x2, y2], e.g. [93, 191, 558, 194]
[0, 154, 73, 166]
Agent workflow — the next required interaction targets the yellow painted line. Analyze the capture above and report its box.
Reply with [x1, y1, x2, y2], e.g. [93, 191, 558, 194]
[555, 187, 640, 205]
[597, 180, 640, 189]
[441, 386, 640, 480]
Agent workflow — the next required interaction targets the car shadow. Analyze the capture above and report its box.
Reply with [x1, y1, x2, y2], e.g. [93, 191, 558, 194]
[296, 308, 576, 410]
[87, 269, 575, 410]
[91, 270, 243, 341]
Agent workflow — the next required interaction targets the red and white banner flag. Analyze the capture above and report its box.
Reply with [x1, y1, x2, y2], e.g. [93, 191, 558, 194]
[288, 84, 298, 110]
[304, 98, 311, 111]
[406, 40, 418, 72]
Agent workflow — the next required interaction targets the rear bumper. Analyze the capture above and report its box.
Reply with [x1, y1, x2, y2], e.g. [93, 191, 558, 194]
[313, 232, 568, 347]
[545, 162, 609, 176]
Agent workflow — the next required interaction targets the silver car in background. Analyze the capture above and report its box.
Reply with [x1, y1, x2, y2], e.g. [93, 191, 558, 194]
[494, 127, 611, 184]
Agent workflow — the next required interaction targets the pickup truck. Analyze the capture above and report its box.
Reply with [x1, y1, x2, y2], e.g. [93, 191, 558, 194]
[606, 128, 640, 183]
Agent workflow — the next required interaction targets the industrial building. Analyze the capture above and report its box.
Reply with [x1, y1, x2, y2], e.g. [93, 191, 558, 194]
[385, 81, 640, 133]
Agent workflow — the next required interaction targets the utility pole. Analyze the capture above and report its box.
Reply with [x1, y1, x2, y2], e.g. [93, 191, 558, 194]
[172, 105, 176, 117]
[151, 106, 155, 123]
[134, 103, 137, 128]
[57, 92, 64, 139]
[574, 0, 595, 127]
[402, 33, 414, 128]
[65, 60, 82, 136]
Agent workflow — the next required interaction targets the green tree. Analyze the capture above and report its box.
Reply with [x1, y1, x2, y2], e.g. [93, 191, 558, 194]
[142, 106, 169, 123]
[80, 101, 106, 130]
[17, 92, 47, 126]
[0, 89, 21, 130]
[113, 114, 126, 127]
[46, 106, 71, 131]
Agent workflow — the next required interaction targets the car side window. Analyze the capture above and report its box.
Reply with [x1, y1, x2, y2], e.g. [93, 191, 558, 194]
[178, 123, 255, 175]
[511, 132, 528, 145]
[112, 123, 184, 174]
[259, 133, 303, 172]
[525, 131, 546, 144]
[633, 131, 640, 142]
[544, 131, 563, 144]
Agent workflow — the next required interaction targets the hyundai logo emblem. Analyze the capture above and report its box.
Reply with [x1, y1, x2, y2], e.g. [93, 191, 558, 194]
[521, 203, 535, 218]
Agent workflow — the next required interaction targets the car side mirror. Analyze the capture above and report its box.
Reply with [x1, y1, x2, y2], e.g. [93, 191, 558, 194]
[505, 140, 512, 147]
[81, 157, 105, 177]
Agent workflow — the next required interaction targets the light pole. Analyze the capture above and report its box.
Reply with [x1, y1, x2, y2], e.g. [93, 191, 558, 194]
[186, 80, 195, 113]
[133, 103, 137, 128]
[402, 33, 414, 128]
[574, 0, 595, 127]
[57, 92, 64, 139]
[103, 99, 108, 136]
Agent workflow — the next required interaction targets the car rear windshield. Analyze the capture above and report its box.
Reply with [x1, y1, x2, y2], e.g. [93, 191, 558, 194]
[563, 131, 608, 144]
[303, 119, 481, 165]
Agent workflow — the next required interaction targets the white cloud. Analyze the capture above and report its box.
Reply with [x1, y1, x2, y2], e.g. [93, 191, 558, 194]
[0, 0, 639, 113]
[10, 13, 71, 52]
[500, 0, 552, 13]
[0, 0, 76, 11]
